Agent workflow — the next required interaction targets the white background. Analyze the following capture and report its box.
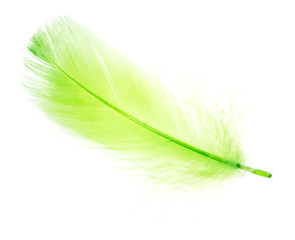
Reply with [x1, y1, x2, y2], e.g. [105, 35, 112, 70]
[1, 0, 295, 239]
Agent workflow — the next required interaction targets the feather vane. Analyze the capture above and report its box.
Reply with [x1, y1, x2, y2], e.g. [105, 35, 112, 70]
[23, 17, 271, 188]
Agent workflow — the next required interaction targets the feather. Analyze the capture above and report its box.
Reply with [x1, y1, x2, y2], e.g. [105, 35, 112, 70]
[23, 16, 271, 188]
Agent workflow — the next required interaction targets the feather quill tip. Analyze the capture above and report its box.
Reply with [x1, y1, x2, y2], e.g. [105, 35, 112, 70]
[239, 165, 272, 178]
[253, 169, 272, 178]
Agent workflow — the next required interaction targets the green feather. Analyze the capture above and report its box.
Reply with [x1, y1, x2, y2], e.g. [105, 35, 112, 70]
[23, 16, 271, 188]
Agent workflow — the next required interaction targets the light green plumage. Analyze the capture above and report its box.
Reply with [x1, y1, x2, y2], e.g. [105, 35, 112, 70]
[23, 16, 271, 188]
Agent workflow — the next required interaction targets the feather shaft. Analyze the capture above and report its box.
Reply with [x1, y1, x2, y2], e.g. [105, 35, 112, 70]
[36, 43, 272, 179]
